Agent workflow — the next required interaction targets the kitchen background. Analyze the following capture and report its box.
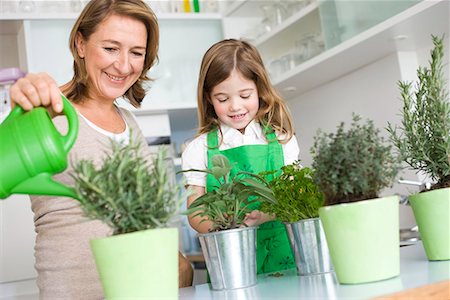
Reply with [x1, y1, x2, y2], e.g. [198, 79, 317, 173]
[0, 0, 448, 298]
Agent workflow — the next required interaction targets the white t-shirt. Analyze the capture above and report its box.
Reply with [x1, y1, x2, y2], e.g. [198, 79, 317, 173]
[78, 105, 131, 145]
[181, 120, 300, 187]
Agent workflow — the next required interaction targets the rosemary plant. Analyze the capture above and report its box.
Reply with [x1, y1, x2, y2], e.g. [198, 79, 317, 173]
[181, 154, 275, 232]
[260, 163, 324, 223]
[311, 114, 400, 206]
[71, 136, 184, 235]
[387, 35, 450, 190]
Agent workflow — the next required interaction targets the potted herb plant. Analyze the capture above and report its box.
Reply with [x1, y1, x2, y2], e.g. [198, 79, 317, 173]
[181, 154, 275, 290]
[71, 137, 184, 299]
[311, 114, 400, 284]
[259, 162, 333, 276]
[387, 35, 449, 261]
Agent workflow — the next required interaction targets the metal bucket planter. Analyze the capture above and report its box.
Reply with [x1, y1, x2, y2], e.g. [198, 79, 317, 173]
[409, 187, 450, 261]
[319, 196, 400, 284]
[284, 218, 333, 275]
[198, 226, 257, 290]
[90, 227, 178, 299]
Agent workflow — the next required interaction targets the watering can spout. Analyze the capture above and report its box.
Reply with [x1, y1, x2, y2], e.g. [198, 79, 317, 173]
[11, 173, 79, 200]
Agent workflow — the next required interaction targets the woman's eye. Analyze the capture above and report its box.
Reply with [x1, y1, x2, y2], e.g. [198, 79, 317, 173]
[241, 94, 251, 99]
[132, 51, 144, 57]
[104, 47, 117, 53]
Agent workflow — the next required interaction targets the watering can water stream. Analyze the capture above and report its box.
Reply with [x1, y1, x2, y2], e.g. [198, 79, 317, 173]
[0, 95, 79, 199]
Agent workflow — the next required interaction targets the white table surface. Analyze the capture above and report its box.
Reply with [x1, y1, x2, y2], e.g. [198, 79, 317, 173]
[179, 242, 450, 299]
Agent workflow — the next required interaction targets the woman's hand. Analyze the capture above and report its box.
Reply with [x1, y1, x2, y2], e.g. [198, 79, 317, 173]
[9, 72, 63, 115]
[243, 210, 275, 227]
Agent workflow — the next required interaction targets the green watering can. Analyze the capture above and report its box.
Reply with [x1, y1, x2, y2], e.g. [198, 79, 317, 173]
[0, 95, 79, 199]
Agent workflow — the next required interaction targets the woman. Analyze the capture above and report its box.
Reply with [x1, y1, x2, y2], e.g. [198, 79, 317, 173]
[10, 0, 192, 298]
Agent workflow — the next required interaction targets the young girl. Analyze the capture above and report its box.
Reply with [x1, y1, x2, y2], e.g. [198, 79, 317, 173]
[181, 39, 300, 274]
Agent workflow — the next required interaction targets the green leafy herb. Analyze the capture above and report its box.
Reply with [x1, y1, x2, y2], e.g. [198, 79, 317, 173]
[311, 114, 400, 205]
[180, 154, 275, 232]
[387, 35, 450, 190]
[260, 163, 324, 223]
[71, 136, 184, 235]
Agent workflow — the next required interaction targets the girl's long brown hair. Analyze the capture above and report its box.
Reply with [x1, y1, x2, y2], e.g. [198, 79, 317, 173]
[64, 0, 159, 107]
[197, 39, 295, 143]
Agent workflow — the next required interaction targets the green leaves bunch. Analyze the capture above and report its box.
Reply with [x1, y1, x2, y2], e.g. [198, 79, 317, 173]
[260, 163, 324, 223]
[311, 114, 400, 206]
[387, 35, 450, 190]
[71, 137, 184, 235]
[182, 154, 275, 232]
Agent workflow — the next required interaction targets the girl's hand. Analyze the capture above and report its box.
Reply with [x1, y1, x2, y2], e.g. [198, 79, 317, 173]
[9, 72, 63, 115]
[242, 210, 275, 227]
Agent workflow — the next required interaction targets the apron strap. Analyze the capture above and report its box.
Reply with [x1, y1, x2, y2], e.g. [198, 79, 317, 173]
[206, 124, 284, 179]
[207, 129, 221, 170]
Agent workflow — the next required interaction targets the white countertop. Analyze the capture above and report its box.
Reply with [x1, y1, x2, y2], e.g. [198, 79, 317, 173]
[179, 242, 450, 299]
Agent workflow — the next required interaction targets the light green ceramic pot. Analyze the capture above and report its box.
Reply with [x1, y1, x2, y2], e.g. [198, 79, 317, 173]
[319, 196, 399, 284]
[90, 227, 178, 299]
[409, 187, 450, 261]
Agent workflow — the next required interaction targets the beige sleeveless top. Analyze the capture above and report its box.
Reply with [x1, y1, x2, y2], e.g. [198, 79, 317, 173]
[31, 108, 150, 299]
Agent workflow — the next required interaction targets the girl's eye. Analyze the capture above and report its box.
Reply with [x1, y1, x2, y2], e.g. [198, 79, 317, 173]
[241, 94, 251, 99]
[217, 98, 228, 103]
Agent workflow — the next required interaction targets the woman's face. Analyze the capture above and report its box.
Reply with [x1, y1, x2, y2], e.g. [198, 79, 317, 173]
[210, 69, 259, 133]
[76, 14, 147, 102]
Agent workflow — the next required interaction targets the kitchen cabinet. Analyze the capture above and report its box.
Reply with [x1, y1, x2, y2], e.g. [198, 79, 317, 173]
[220, 0, 447, 99]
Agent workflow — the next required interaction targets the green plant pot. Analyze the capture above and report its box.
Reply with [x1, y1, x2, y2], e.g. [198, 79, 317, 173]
[409, 187, 450, 261]
[90, 227, 178, 299]
[319, 196, 399, 284]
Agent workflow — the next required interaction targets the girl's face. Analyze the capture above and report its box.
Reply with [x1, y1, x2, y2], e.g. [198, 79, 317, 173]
[210, 69, 259, 133]
[76, 14, 147, 102]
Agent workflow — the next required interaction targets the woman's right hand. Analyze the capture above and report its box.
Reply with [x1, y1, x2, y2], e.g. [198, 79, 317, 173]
[9, 72, 63, 115]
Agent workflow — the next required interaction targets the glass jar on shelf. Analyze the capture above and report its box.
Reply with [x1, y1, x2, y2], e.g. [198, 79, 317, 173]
[259, 1, 289, 32]
[295, 32, 325, 62]
[268, 51, 303, 79]
[18, 0, 36, 13]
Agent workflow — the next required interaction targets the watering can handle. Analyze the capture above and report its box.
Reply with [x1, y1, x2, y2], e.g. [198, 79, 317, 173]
[3, 95, 78, 154]
[60, 95, 78, 154]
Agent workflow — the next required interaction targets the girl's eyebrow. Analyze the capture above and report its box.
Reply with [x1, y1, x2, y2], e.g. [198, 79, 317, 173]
[213, 88, 254, 97]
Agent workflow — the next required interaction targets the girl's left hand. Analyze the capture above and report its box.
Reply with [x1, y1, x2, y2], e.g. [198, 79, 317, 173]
[242, 210, 275, 227]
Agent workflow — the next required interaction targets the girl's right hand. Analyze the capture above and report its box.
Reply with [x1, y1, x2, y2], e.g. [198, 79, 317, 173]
[9, 72, 63, 115]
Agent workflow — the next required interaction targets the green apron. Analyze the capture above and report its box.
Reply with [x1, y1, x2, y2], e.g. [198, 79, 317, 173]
[206, 128, 296, 274]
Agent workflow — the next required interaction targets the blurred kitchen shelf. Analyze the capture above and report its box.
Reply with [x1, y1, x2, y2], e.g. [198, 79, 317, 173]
[0, 12, 221, 20]
[253, 1, 319, 47]
[125, 102, 197, 116]
[222, 0, 283, 18]
[274, 0, 449, 99]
